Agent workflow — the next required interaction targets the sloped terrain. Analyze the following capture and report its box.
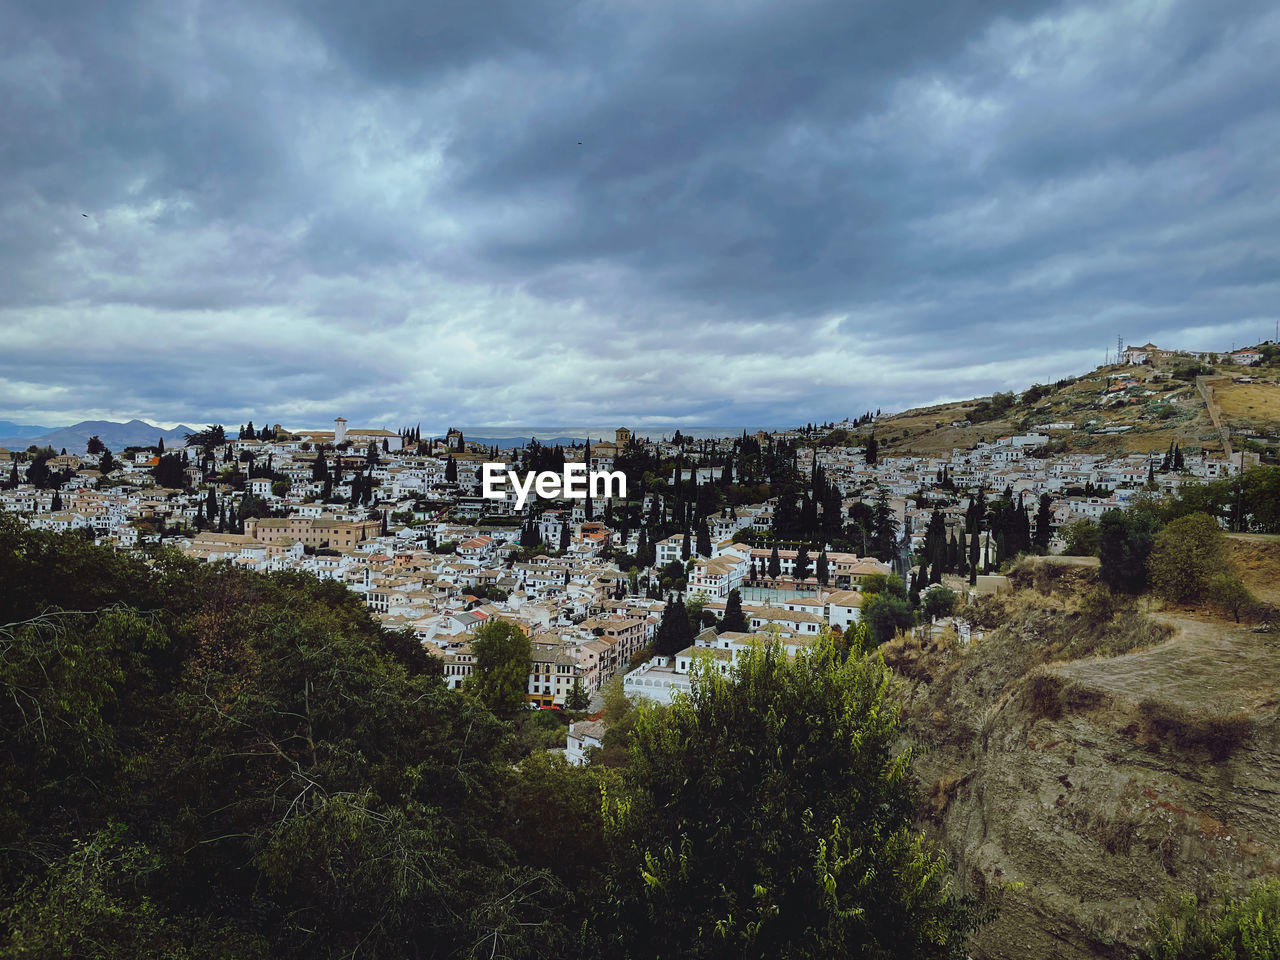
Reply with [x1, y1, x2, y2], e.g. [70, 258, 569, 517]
[1225, 532, 1280, 607]
[886, 562, 1280, 959]
[865, 360, 1280, 458]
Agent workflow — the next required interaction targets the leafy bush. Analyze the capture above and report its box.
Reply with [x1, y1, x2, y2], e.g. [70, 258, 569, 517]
[605, 638, 989, 957]
[1138, 699, 1253, 761]
[1147, 878, 1280, 959]
[969, 392, 1017, 423]
[1147, 513, 1226, 604]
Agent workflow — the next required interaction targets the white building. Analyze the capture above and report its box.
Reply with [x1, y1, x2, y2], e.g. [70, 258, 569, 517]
[565, 720, 605, 766]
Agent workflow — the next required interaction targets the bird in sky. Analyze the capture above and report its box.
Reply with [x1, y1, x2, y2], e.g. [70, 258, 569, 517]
[82, 213, 88, 217]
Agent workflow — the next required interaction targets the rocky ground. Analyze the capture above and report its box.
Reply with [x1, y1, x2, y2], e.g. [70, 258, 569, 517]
[886, 558, 1280, 959]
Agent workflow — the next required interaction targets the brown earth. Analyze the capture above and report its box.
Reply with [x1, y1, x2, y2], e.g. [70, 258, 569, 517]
[887, 560, 1280, 959]
[1216, 381, 1280, 423]
[1225, 533, 1280, 607]
[866, 362, 1280, 458]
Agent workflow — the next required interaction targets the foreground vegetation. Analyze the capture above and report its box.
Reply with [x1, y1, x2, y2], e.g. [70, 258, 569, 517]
[0, 517, 983, 958]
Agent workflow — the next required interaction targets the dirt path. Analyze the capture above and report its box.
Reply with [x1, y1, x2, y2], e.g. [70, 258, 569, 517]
[1055, 611, 1280, 712]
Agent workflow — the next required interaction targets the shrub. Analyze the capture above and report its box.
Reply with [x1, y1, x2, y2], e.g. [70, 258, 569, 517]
[1023, 672, 1067, 720]
[1148, 513, 1227, 605]
[1061, 519, 1101, 557]
[1138, 700, 1252, 761]
[1147, 877, 1280, 959]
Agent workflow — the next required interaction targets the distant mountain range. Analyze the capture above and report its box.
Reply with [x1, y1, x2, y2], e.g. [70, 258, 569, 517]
[0, 419, 199, 453]
[0, 421, 50, 440]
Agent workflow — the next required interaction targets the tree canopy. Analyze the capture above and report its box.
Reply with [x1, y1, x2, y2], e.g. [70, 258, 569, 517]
[600, 636, 985, 958]
[468, 619, 533, 718]
[0, 518, 988, 959]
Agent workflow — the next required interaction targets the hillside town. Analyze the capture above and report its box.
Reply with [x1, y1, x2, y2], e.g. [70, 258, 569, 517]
[3, 350, 1273, 712]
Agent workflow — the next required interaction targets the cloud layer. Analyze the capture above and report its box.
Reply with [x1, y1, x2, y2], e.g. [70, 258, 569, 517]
[2, 0, 1278, 429]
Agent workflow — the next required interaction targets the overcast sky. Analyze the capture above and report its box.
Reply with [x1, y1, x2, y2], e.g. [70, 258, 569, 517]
[2, 0, 1278, 431]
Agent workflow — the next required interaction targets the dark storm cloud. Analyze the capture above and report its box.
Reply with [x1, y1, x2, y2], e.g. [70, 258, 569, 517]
[1, 0, 1278, 430]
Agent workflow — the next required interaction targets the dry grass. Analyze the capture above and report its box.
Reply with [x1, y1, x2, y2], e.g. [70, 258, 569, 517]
[1224, 533, 1280, 607]
[1009, 555, 1101, 598]
[928, 769, 968, 820]
[1137, 699, 1253, 761]
[1020, 668, 1107, 721]
[1215, 381, 1280, 422]
[868, 362, 1232, 456]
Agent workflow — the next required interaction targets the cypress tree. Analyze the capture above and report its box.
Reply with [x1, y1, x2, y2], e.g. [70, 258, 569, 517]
[696, 521, 711, 558]
[654, 596, 693, 657]
[816, 547, 829, 585]
[681, 528, 691, 561]
[767, 544, 781, 579]
[720, 588, 748, 633]
[794, 543, 811, 582]
[1034, 494, 1053, 550]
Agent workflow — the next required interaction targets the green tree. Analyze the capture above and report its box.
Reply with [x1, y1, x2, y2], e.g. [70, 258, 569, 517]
[816, 547, 829, 585]
[152, 453, 186, 490]
[767, 544, 781, 579]
[1033, 494, 1053, 550]
[968, 523, 980, 585]
[86, 435, 105, 456]
[0, 518, 562, 959]
[1148, 512, 1226, 605]
[598, 636, 985, 958]
[653, 596, 694, 657]
[860, 572, 907, 599]
[565, 676, 591, 712]
[1061, 519, 1100, 557]
[696, 521, 711, 558]
[1099, 509, 1157, 594]
[468, 619, 532, 718]
[861, 591, 915, 646]
[1207, 572, 1252, 623]
[1146, 877, 1280, 960]
[720, 588, 748, 633]
[922, 585, 957, 622]
[794, 543, 811, 581]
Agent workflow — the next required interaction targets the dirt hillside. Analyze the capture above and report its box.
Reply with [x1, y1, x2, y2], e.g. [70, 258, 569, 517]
[886, 557, 1280, 959]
